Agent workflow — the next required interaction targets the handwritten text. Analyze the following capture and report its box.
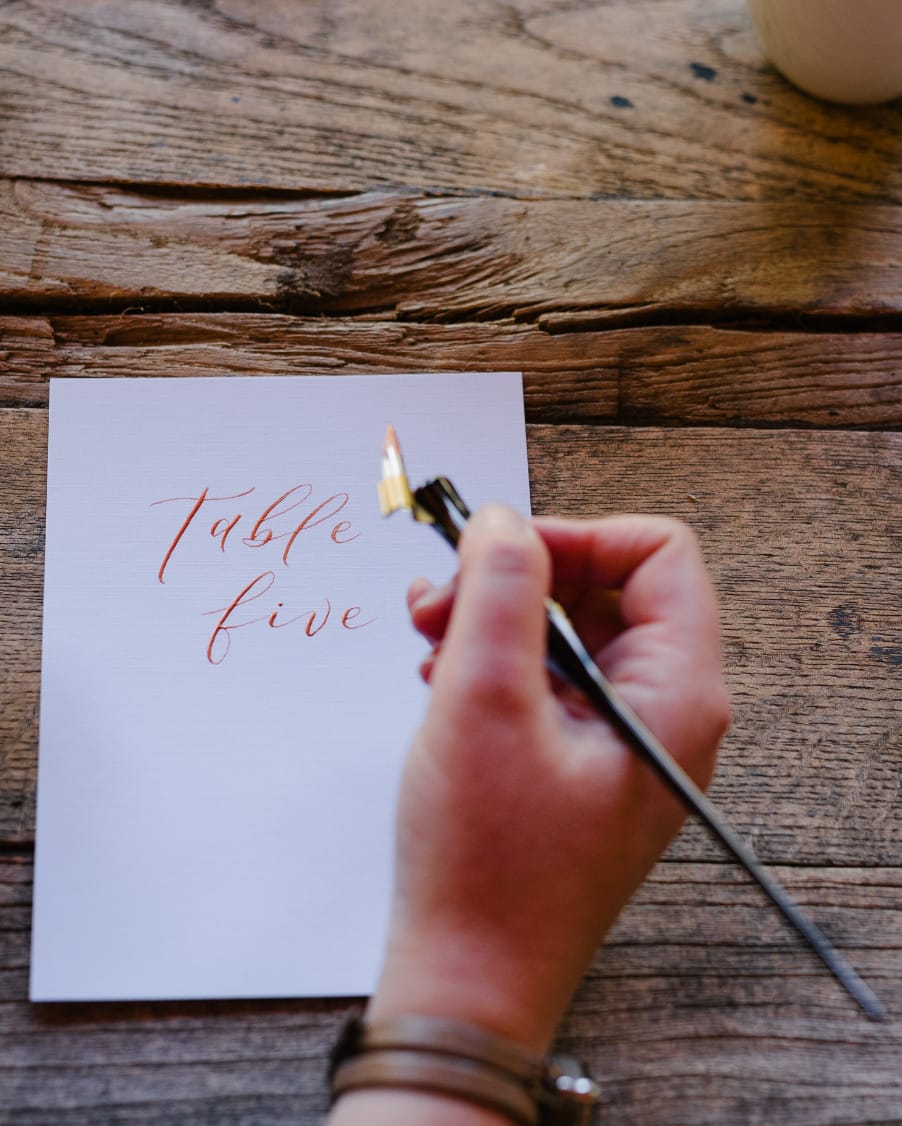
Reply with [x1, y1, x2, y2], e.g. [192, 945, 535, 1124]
[152, 484, 373, 664]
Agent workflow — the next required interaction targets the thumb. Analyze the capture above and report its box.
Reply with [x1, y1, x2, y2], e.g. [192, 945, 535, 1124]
[430, 505, 551, 718]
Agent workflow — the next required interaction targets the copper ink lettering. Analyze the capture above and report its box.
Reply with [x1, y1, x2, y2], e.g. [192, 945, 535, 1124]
[205, 581, 374, 664]
[244, 484, 314, 548]
[152, 484, 361, 577]
[206, 570, 275, 665]
[153, 481, 370, 662]
[153, 487, 255, 583]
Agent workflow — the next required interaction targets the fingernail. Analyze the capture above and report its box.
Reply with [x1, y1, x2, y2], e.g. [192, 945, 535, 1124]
[409, 578, 451, 615]
[408, 576, 434, 610]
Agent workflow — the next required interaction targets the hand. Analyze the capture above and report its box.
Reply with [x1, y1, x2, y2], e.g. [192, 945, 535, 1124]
[329, 506, 729, 1125]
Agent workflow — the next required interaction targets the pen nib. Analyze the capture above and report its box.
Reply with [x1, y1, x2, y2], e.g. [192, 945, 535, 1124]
[378, 424, 415, 516]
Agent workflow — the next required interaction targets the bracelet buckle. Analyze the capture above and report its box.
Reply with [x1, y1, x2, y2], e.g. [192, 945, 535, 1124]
[540, 1055, 601, 1125]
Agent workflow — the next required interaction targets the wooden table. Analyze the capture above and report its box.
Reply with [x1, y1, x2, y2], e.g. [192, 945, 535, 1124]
[2, 2, 901, 1121]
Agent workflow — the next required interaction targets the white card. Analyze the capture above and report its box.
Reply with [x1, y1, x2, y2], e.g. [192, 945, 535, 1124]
[31, 373, 529, 1001]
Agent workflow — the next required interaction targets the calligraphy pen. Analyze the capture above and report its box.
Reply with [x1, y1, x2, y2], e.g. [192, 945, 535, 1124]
[377, 424, 887, 1022]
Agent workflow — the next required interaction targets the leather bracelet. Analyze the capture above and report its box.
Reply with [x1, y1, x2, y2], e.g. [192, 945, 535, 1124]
[332, 1047, 538, 1124]
[328, 1011, 600, 1125]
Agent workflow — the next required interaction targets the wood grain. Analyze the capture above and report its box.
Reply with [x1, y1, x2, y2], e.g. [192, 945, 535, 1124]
[533, 424, 902, 868]
[1, 1, 901, 202]
[0, 405, 44, 846]
[2, 855, 899, 1125]
[6, 182, 902, 322]
[3, 408, 900, 868]
[4, 2, 902, 1119]
[5, 314, 902, 427]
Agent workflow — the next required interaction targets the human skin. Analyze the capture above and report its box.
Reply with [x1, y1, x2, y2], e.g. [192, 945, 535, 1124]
[328, 506, 730, 1125]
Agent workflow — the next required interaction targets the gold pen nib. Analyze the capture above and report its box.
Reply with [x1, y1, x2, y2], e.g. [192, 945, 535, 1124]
[378, 424, 415, 516]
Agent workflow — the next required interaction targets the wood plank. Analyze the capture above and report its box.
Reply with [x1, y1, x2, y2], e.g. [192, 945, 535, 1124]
[6, 182, 902, 319]
[1, 1, 901, 202]
[1, 314, 619, 419]
[2, 855, 900, 1124]
[535, 425, 902, 869]
[0, 407, 45, 846]
[2, 408, 900, 868]
[5, 314, 902, 427]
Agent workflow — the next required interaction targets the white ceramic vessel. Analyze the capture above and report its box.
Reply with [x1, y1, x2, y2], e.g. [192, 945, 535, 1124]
[748, 0, 902, 104]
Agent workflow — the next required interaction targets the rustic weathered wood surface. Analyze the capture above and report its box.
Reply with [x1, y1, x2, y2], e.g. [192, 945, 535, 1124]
[1, 1, 900, 1122]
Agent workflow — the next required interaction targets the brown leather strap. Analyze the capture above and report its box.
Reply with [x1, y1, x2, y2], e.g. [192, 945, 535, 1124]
[331, 1048, 538, 1125]
[355, 1014, 545, 1084]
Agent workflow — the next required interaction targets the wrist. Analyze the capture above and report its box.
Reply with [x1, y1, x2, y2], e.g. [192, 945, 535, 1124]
[329, 1087, 513, 1126]
[368, 921, 580, 1057]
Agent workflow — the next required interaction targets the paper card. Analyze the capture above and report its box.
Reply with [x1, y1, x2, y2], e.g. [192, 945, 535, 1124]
[31, 373, 529, 1001]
